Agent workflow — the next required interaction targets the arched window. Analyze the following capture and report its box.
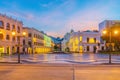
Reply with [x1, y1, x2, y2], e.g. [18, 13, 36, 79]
[6, 35, 10, 40]
[17, 36, 20, 41]
[0, 21, 4, 28]
[12, 36, 16, 41]
[0, 34, 3, 40]
[28, 33, 32, 37]
[28, 41, 32, 47]
[12, 25, 15, 30]
[17, 26, 20, 33]
[12, 46, 15, 54]
[23, 39, 25, 45]
[6, 23, 10, 30]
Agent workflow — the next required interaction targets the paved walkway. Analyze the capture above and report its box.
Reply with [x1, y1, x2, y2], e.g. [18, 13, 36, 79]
[0, 64, 120, 80]
[1, 54, 120, 64]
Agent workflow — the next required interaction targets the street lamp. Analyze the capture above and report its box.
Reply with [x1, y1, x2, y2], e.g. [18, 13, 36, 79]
[102, 29, 118, 64]
[12, 31, 26, 63]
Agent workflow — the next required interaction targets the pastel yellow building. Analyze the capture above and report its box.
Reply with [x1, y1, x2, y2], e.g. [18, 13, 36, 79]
[23, 27, 53, 54]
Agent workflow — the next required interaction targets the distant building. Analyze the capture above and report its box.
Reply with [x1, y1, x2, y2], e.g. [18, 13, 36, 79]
[62, 30, 105, 53]
[62, 32, 71, 52]
[99, 20, 120, 33]
[51, 37, 63, 51]
[22, 27, 53, 54]
[0, 14, 23, 54]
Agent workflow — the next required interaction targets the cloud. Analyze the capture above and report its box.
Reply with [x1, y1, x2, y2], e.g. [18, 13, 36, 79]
[65, 1, 114, 32]
[0, 0, 76, 37]
[0, 0, 119, 38]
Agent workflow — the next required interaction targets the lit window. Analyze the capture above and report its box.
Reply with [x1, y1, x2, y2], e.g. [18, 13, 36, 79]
[0, 47, 4, 53]
[75, 38, 79, 45]
[79, 46, 83, 53]
[89, 38, 94, 43]
[80, 36, 82, 42]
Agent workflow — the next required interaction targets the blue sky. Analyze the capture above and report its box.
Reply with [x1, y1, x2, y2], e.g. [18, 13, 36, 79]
[0, 0, 120, 37]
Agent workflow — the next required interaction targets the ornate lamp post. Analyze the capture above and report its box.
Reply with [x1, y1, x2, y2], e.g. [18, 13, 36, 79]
[12, 31, 26, 63]
[102, 29, 118, 64]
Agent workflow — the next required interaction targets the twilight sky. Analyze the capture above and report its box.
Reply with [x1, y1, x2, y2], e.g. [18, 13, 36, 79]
[0, 0, 120, 37]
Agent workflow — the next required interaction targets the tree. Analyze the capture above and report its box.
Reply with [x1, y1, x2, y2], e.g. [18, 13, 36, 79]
[65, 47, 70, 52]
[54, 45, 59, 51]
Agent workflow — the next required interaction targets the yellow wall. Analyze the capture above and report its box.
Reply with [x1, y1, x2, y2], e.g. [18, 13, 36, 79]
[0, 47, 4, 54]
[34, 47, 51, 53]
[79, 46, 83, 53]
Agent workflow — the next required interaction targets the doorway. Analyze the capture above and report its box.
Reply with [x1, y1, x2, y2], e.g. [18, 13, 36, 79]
[79, 46, 83, 53]
[93, 46, 97, 53]
[7, 47, 10, 54]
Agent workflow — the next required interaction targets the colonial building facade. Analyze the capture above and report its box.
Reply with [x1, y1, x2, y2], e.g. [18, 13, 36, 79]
[99, 20, 120, 51]
[0, 14, 23, 54]
[99, 20, 120, 33]
[23, 27, 53, 54]
[0, 14, 53, 55]
[62, 31, 105, 53]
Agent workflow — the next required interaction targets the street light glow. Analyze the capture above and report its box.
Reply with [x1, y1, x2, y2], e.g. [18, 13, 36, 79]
[102, 30, 107, 34]
[114, 30, 118, 34]
[12, 31, 16, 36]
[22, 32, 26, 36]
[0, 31, 2, 34]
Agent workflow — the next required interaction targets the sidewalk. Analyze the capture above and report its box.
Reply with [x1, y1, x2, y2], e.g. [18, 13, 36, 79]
[0, 63, 120, 80]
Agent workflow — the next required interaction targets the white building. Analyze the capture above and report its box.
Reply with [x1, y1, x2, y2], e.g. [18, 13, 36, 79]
[62, 31, 105, 53]
[62, 32, 71, 51]
[99, 20, 120, 33]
